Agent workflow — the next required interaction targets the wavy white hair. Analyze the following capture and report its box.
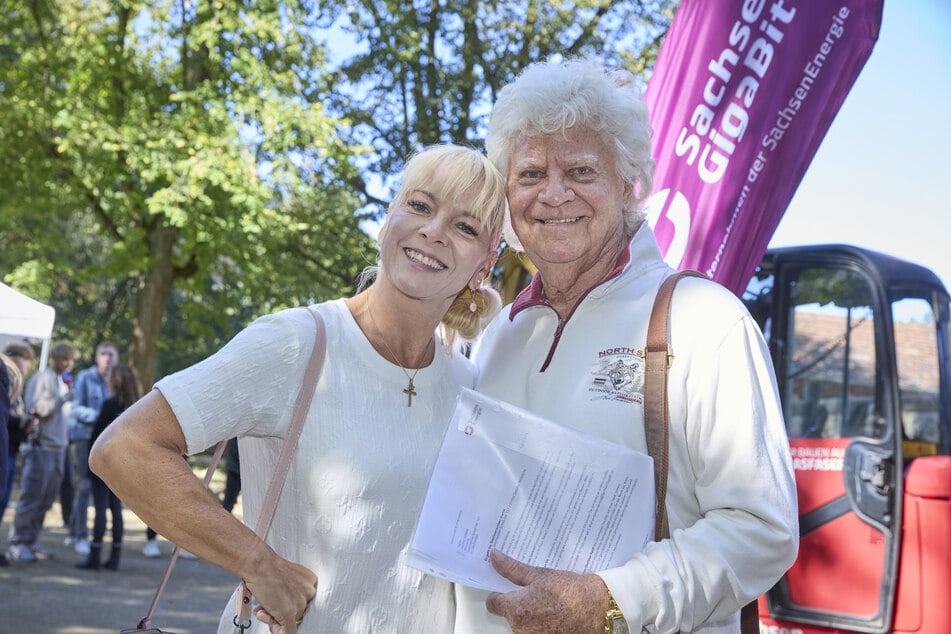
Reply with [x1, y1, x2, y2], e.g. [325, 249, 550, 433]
[485, 58, 655, 251]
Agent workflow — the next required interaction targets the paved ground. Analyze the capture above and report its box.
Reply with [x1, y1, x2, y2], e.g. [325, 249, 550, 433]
[0, 467, 241, 634]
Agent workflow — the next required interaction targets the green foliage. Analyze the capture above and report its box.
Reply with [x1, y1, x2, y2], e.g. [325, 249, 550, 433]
[0, 1, 375, 385]
[316, 0, 675, 208]
[0, 0, 673, 385]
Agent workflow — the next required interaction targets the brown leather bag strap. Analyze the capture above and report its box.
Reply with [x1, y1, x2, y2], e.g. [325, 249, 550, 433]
[740, 602, 760, 634]
[644, 270, 703, 541]
[644, 270, 759, 634]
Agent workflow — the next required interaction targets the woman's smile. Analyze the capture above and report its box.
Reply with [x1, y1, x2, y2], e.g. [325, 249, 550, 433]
[403, 247, 447, 271]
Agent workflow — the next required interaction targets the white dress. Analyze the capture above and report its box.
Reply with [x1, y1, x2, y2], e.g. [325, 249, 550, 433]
[155, 299, 474, 633]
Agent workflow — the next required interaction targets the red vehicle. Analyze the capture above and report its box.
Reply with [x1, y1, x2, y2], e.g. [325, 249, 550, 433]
[742, 244, 951, 634]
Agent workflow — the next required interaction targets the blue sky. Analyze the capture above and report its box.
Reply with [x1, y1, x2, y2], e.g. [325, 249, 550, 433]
[770, 0, 951, 289]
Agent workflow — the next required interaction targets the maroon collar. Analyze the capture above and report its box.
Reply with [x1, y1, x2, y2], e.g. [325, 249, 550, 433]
[508, 234, 634, 320]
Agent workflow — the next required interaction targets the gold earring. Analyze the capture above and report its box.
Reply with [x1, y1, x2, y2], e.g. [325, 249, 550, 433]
[469, 288, 478, 313]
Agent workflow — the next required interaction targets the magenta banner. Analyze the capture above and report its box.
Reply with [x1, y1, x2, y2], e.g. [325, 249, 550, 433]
[644, 0, 883, 295]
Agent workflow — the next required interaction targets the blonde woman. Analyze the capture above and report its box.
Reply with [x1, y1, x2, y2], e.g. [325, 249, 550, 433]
[92, 144, 507, 633]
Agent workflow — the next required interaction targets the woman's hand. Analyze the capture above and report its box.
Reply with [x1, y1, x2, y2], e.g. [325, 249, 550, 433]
[246, 559, 317, 633]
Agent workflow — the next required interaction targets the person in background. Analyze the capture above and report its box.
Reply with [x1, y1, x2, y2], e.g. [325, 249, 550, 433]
[0, 354, 21, 566]
[0, 345, 36, 513]
[0, 344, 36, 567]
[454, 59, 798, 633]
[7, 341, 77, 563]
[76, 363, 140, 571]
[0, 355, 16, 506]
[66, 341, 119, 556]
[92, 143, 507, 633]
[0, 356, 6, 566]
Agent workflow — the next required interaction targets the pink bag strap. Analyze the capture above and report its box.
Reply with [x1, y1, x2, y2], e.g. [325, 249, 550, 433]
[137, 307, 327, 632]
[234, 307, 326, 627]
[137, 439, 230, 630]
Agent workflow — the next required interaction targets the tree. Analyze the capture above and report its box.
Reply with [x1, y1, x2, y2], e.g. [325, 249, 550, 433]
[0, 1, 375, 386]
[0, 0, 676, 383]
[315, 0, 676, 209]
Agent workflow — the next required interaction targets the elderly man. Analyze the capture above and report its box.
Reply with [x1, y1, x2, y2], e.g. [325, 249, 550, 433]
[455, 59, 798, 634]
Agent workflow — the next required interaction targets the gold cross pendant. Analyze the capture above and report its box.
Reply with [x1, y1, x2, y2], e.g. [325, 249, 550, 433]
[403, 378, 417, 407]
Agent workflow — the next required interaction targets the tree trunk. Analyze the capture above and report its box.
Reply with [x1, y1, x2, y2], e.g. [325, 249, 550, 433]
[130, 225, 178, 390]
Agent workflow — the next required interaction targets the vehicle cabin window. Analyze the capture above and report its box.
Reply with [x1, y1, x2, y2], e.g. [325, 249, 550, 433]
[892, 298, 941, 448]
[785, 267, 881, 439]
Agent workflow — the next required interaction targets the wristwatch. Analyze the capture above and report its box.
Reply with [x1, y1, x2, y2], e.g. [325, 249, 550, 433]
[605, 588, 630, 634]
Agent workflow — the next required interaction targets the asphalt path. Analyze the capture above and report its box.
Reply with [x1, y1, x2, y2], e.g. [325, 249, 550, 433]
[0, 472, 240, 633]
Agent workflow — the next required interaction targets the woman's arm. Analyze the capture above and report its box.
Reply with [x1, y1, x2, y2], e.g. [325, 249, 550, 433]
[90, 390, 316, 632]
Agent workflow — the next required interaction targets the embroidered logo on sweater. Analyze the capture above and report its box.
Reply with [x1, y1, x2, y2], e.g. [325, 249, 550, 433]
[589, 347, 645, 403]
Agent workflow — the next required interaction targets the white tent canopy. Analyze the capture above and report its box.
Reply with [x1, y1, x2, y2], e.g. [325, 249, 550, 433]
[0, 282, 56, 369]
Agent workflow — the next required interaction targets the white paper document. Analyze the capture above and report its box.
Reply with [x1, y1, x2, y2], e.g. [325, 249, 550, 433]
[406, 388, 655, 592]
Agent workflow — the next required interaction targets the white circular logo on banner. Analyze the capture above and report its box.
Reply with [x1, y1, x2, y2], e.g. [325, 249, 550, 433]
[644, 189, 691, 269]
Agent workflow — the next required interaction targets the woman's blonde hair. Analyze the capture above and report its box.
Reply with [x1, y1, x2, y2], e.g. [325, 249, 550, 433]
[360, 144, 507, 346]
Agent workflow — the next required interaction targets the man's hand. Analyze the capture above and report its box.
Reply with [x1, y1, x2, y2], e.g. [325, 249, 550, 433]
[485, 550, 611, 634]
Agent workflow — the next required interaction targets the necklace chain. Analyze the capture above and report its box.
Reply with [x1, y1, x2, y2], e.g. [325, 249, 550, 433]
[365, 293, 432, 407]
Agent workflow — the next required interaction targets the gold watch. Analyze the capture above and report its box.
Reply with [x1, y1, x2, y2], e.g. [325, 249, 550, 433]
[605, 588, 630, 634]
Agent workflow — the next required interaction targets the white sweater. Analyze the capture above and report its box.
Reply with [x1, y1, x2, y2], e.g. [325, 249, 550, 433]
[455, 225, 798, 633]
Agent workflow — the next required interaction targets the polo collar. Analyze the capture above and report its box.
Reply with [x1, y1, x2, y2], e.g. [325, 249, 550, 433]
[508, 228, 637, 320]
